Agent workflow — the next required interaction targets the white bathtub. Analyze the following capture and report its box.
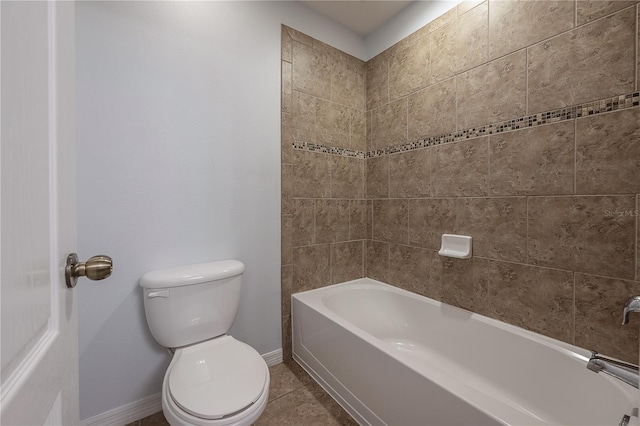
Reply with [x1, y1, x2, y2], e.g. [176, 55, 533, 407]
[292, 278, 639, 426]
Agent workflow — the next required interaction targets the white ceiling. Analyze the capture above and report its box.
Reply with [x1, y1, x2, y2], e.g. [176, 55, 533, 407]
[300, 1, 415, 36]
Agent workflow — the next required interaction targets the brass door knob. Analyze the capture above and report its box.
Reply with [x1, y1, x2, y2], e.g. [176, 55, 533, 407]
[65, 253, 113, 288]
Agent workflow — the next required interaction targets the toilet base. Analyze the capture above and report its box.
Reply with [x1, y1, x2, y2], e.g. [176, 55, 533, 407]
[160, 357, 270, 426]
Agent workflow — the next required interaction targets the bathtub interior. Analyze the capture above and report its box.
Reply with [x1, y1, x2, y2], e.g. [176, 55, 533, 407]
[293, 278, 639, 426]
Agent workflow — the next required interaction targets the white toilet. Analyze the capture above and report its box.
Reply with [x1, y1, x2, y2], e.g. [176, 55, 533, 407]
[140, 260, 270, 426]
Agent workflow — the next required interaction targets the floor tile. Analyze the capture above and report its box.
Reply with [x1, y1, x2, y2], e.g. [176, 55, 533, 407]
[139, 411, 169, 426]
[268, 359, 313, 402]
[256, 380, 357, 426]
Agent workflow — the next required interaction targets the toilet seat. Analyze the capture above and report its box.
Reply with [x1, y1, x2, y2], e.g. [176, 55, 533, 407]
[167, 336, 268, 421]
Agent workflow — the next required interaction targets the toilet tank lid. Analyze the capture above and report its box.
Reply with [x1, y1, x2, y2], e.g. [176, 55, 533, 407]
[139, 260, 245, 289]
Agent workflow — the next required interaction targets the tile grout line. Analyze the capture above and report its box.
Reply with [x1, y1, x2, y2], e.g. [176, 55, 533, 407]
[525, 196, 529, 265]
[455, 72, 459, 136]
[386, 58, 390, 107]
[405, 198, 409, 246]
[291, 239, 366, 250]
[295, 194, 640, 201]
[291, 88, 367, 116]
[574, 118, 577, 194]
[405, 97, 409, 152]
[268, 382, 309, 405]
[429, 143, 434, 198]
[635, 194, 640, 281]
[361, 239, 365, 277]
[348, 107, 353, 151]
[444, 248, 640, 283]
[487, 136, 491, 198]
[406, 196, 410, 247]
[312, 199, 317, 246]
[386, 152, 390, 199]
[486, 0, 490, 64]
[385, 239, 390, 284]
[329, 241, 333, 285]
[348, 199, 352, 241]
[525, 46, 529, 116]
[454, 198, 459, 238]
[572, 271, 576, 345]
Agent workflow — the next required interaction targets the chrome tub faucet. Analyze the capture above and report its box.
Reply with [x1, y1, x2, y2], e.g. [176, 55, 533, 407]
[585, 296, 640, 389]
[586, 351, 639, 389]
[622, 295, 640, 324]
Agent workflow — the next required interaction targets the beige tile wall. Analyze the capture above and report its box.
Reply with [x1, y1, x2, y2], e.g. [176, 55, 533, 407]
[364, 0, 640, 363]
[282, 1, 640, 363]
[281, 26, 366, 359]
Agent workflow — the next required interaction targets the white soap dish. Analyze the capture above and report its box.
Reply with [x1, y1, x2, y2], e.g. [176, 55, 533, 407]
[438, 234, 472, 259]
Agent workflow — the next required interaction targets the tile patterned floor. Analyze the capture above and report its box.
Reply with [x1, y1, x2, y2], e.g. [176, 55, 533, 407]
[126, 360, 357, 426]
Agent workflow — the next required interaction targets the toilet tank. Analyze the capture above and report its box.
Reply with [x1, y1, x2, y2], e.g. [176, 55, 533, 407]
[140, 260, 244, 348]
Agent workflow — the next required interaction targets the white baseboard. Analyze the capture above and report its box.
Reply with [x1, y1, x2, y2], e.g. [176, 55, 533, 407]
[262, 348, 283, 367]
[80, 392, 162, 426]
[80, 348, 284, 426]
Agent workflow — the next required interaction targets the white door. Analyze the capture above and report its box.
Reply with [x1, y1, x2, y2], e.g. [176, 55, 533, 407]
[1, 1, 79, 424]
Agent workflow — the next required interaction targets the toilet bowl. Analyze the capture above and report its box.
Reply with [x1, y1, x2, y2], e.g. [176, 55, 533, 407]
[140, 260, 269, 426]
[162, 337, 269, 426]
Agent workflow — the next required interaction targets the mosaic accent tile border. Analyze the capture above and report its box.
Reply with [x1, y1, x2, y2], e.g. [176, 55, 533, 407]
[291, 91, 639, 159]
[291, 142, 366, 159]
